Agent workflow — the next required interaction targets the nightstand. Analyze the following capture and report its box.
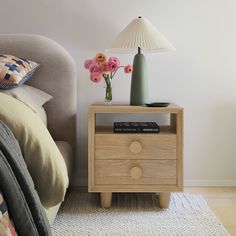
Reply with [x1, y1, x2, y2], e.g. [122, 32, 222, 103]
[88, 104, 183, 208]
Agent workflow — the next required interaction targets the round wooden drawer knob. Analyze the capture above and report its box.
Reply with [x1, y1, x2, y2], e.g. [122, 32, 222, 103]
[130, 166, 143, 179]
[129, 141, 142, 154]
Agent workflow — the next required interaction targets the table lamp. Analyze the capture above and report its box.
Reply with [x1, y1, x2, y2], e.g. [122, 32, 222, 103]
[106, 16, 175, 105]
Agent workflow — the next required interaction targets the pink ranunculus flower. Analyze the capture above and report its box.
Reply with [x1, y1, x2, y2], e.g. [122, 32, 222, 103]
[90, 72, 102, 83]
[124, 64, 133, 73]
[84, 59, 93, 70]
[108, 57, 120, 66]
[108, 61, 119, 72]
[89, 63, 100, 73]
[100, 62, 109, 72]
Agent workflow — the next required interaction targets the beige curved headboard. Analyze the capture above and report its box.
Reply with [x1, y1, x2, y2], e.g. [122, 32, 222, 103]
[0, 34, 77, 151]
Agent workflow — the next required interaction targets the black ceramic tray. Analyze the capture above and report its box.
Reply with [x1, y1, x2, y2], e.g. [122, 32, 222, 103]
[145, 102, 170, 107]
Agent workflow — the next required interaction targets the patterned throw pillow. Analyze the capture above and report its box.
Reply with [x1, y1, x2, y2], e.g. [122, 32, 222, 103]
[0, 54, 39, 89]
[0, 191, 18, 236]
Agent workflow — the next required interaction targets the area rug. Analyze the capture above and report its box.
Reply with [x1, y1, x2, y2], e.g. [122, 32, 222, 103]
[52, 192, 229, 236]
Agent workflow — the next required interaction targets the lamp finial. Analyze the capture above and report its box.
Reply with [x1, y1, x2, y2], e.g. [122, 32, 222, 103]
[138, 47, 141, 54]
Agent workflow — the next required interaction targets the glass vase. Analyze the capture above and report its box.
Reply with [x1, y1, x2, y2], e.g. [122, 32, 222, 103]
[104, 78, 112, 104]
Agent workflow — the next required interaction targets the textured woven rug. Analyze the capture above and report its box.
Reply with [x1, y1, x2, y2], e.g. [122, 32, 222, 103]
[52, 192, 229, 236]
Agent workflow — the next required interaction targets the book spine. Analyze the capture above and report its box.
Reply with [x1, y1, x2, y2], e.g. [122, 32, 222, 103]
[114, 128, 160, 133]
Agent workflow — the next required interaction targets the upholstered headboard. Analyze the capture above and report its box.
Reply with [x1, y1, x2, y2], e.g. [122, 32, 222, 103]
[0, 34, 76, 150]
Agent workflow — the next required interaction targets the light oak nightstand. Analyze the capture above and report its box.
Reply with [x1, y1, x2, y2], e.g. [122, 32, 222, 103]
[88, 104, 183, 208]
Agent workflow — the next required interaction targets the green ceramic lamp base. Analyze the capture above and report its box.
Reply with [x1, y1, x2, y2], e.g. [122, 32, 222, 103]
[130, 47, 149, 105]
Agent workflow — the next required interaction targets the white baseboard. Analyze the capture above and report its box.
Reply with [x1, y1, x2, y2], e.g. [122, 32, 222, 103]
[71, 178, 236, 187]
[184, 179, 236, 187]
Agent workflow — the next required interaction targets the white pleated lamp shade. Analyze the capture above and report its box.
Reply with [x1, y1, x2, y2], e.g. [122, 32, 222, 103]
[106, 17, 175, 53]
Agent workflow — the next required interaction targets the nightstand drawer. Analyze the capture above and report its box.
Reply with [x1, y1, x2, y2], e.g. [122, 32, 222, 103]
[95, 160, 176, 185]
[95, 134, 176, 160]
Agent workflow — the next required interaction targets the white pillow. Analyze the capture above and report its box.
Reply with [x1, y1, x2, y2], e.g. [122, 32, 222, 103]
[0, 85, 52, 112]
[0, 85, 52, 126]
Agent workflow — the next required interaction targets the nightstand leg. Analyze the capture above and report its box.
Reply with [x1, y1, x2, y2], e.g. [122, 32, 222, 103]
[100, 192, 112, 208]
[159, 192, 170, 208]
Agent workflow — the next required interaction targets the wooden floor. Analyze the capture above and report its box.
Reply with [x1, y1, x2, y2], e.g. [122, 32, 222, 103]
[184, 187, 236, 236]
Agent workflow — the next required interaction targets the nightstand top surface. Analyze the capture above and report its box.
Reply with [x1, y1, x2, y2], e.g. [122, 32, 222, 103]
[89, 103, 183, 113]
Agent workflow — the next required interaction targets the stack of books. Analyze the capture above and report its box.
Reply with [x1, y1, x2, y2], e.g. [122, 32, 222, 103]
[113, 122, 160, 133]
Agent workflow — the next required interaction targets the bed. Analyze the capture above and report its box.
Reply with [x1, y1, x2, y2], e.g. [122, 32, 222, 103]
[0, 34, 77, 229]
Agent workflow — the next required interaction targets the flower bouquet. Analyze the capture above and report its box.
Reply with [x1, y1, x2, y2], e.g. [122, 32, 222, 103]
[84, 53, 133, 103]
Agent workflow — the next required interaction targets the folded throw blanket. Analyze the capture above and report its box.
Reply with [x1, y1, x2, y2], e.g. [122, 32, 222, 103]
[0, 120, 51, 236]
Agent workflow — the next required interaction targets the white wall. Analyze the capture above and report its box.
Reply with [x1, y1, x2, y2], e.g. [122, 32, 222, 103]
[1, 0, 236, 186]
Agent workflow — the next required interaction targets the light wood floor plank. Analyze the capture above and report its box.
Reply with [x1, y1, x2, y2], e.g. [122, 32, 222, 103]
[185, 187, 236, 235]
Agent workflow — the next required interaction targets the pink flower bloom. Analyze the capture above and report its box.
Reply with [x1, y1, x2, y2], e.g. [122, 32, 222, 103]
[108, 61, 119, 72]
[84, 59, 93, 70]
[108, 57, 120, 66]
[90, 72, 102, 83]
[89, 64, 100, 73]
[124, 64, 133, 73]
[100, 62, 109, 72]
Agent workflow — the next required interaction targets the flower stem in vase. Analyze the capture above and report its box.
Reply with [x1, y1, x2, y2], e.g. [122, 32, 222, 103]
[104, 77, 112, 103]
[105, 84, 112, 103]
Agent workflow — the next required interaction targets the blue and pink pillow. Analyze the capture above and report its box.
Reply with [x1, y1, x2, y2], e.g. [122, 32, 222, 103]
[0, 54, 39, 89]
